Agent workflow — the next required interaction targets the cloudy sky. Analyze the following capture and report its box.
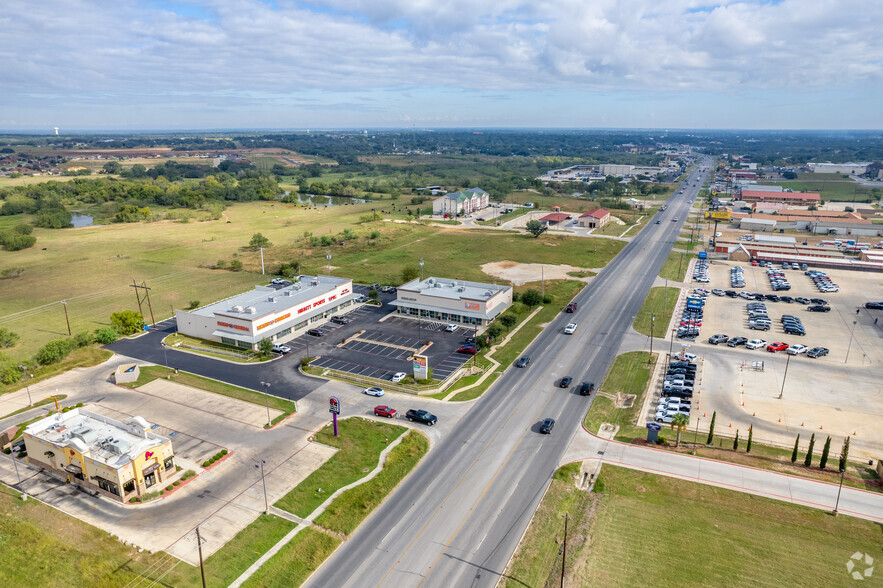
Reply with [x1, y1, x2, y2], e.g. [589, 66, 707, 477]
[2, 0, 881, 131]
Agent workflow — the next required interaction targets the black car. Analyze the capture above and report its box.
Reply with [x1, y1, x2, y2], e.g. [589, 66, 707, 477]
[810, 298, 828, 305]
[539, 418, 556, 434]
[579, 382, 595, 396]
[330, 315, 351, 324]
[807, 305, 831, 312]
[727, 337, 748, 347]
[662, 389, 693, 398]
[765, 294, 780, 302]
[307, 328, 323, 336]
[807, 347, 829, 358]
[784, 327, 806, 336]
[559, 376, 573, 388]
[515, 356, 531, 368]
[864, 302, 883, 309]
[405, 409, 437, 426]
[725, 290, 737, 297]
[779, 296, 794, 303]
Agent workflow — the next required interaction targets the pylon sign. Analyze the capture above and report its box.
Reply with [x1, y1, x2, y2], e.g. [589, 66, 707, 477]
[329, 396, 340, 414]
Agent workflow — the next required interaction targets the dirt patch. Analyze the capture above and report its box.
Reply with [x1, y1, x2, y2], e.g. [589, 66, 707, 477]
[481, 261, 597, 286]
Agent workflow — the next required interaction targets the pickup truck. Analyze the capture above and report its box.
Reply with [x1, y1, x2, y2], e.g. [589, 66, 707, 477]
[405, 409, 437, 426]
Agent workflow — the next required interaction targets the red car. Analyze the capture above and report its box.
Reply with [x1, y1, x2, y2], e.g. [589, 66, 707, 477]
[565, 302, 578, 313]
[751, 260, 759, 266]
[457, 345, 479, 355]
[766, 342, 788, 352]
[374, 405, 396, 418]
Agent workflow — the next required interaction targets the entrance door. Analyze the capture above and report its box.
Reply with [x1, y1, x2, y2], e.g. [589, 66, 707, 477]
[144, 472, 156, 488]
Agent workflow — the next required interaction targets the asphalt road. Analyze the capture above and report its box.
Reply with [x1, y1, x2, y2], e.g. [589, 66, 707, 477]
[305, 159, 713, 588]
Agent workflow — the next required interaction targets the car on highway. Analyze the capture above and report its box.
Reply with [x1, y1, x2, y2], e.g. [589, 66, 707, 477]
[515, 356, 531, 368]
[374, 405, 397, 418]
[656, 220, 661, 224]
[363, 386, 385, 397]
[563, 323, 578, 335]
[565, 302, 578, 313]
[672, 217, 679, 222]
[539, 418, 556, 434]
[708, 334, 729, 345]
[405, 409, 437, 426]
[807, 305, 830, 312]
[727, 337, 748, 347]
[787, 344, 808, 355]
[807, 347, 829, 358]
[444, 324, 459, 332]
[559, 376, 573, 388]
[390, 372, 407, 383]
[579, 382, 595, 396]
[766, 342, 789, 352]
[272, 343, 291, 354]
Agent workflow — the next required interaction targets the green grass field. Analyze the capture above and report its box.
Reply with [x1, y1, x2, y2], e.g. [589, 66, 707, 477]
[505, 465, 883, 588]
[759, 179, 876, 202]
[242, 527, 340, 588]
[274, 417, 407, 517]
[632, 287, 679, 337]
[659, 250, 694, 282]
[583, 351, 655, 436]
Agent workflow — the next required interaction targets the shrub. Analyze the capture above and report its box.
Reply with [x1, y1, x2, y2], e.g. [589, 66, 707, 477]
[3, 448, 10, 455]
[0, 366, 22, 385]
[202, 460, 211, 467]
[35, 338, 74, 365]
[62, 407, 70, 413]
[110, 310, 144, 335]
[0, 232, 37, 251]
[542, 295, 553, 304]
[1, 267, 25, 279]
[229, 259, 243, 271]
[173, 480, 180, 486]
[181, 469, 196, 480]
[656, 436, 668, 445]
[130, 497, 141, 503]
[215, 259, 226, 269]
[95, 327, 120, 344]
[165, 485, 174, 492]
[370, 231, 380, 239]
[76, 402, 83, 407]
[220, 449, 228, 456]
[520, 289, 543, 308]
[187, 300, 200, 310]
[320, 235, 334, 247]
[73, 331, 94, 348]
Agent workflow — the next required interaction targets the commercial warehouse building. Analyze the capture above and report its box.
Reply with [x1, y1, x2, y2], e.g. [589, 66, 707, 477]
[175, 275, 354, 350]
[737, 190, 821, 205]
[390, 277, 512, 327]
[24, 408, 175, 503]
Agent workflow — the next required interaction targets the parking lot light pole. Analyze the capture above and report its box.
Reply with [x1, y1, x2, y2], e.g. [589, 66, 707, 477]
[260, 381, 271, 428]
[255, 459, 268, 514]
[833, 468, 846, 516]
[18, 366, 32, 406]
[844, 320, 858, 364]
[161, 342, 170, 379]
[648, 315, 655, 362]
[419, 258, 424, 282]
[326, 251, 332, 275]
[779, 354, 791, 400]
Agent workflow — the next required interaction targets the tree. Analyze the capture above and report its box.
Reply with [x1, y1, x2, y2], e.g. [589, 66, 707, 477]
[525, 219, 548, 238]
[746, 426, 753, 453]
[0, 327, 19, 348]
[35, 339, 74, 365]
[706, 411, 716, 445]
[130, 163, 148, 178]
[103, 161, 122, 174]
[249, 233, 271, 249]
[671, 413, 689, 447]
[732, 430, 739, 451]
[368, 288, 379, 300]
[782, 171, 798, 179]
[791, 434, 800, 463]
[486, 323, 503, 341]
[110, 310, 144, 335]
[839, 436, 850, 472]
[819, 435, 831, 469]
[500, 314, 518, 330]
[258, 338, 274, 356]
[230, 259, 243, 271]
[520, 289, 543, 308]
[401, 265, 419, 283]
[804, 433, 816, 467]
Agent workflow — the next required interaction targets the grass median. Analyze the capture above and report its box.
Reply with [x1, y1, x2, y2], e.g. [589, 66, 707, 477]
[274, 417, 407, 518]
[505, 464, 883, 587]
[632, 287, 680, 338]
[659, 250, 694, 282]
[242, 527, 340, 588]
[583, 351, 655, 436]
[130, 366, 296, 423]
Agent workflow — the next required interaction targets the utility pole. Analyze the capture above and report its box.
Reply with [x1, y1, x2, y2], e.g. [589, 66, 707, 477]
[260, 381, 271, 428]
[130, 279, 156, 327]
[194, 527, 207, 588]
[419, 257, 424, 282]
[648, 314, 655, 362]
[560, 512, 569, 588]
[18, 366, 32, 406]
[61, 300, 71, 336]
[779, 353, 791, 399]
[541, 265, 545, 298]
[255, 459, 268, 514]
[326, 251, 332, 275]
[833, 468, 846, 516]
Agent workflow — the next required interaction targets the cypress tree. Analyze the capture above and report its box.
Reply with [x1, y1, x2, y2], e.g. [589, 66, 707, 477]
[819, 436, 831, 470]
[791, 434, 800, 463]
[733, 430, 739, 451]
[706, 411, 716, 445]
[839, 436, 851, 472]
[746, 426, 753, 453]
[804, 433, 815, 467]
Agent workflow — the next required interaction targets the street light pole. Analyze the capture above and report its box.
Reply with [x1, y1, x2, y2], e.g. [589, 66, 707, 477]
[61, 300, 71, 336]
[255, 459, 269, 514]
[560, 512, 569, 588]
[419, 257, 424, 282]
[18, 366, 32, 406]
[326, 251, 332, 275]
[833, 468, 846, 516]
[260, 381, 271, 428]
[161, 342, 170, 379]
[648, 314, 655, 362]
[844, 320, 858, 364]
[779, 354, 791, 399]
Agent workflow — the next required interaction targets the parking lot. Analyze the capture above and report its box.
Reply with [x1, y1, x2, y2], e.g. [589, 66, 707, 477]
[671, 259, 883, 458]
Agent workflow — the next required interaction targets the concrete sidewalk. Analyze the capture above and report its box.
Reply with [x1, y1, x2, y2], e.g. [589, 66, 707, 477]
[563, 428, 883, 523]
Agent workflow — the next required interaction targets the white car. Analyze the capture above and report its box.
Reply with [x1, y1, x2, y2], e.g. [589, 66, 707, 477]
[444, 324, 459, 332]
[787, 344, 808, 355]
[676, 352, 697, 362]
[563, 323, 578, 335]
[746, 339, 767, 350]
[363, 387, 385, 397]
[272, 343, 291, 354]
[271, 278, 285, 285]
[390, 372, 407, 383]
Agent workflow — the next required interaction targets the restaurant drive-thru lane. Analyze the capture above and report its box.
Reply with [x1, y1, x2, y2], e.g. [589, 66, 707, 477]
[305, 160, 713, 588]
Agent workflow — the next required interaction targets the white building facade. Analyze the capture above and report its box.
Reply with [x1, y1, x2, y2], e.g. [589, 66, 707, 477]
[432, 188, 490, 216]
[390, 277, 512, 326]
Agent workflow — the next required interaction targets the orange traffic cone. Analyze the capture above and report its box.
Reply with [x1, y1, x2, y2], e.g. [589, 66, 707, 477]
[752, 412, 756, 416]
[729, 423, 732, 428]
[819, 425, 823, 430]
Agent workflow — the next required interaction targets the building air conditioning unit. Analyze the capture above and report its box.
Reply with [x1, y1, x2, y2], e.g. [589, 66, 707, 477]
[457, 287, 465, 292]
[285, 290, 294, 296]
[246, 307, 256, 314]
[232, 305, 244, 313]
[426, 278, 434, 286]
[268, 297, 276, 303]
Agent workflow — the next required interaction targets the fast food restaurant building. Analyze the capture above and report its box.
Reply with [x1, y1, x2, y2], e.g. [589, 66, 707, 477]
[175, 275, 354, 350]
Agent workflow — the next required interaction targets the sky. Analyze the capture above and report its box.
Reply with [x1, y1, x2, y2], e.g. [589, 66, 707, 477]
[1, 0, 881, 131]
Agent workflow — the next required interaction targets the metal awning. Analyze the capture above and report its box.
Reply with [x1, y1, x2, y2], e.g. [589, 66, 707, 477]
[387, 300, 503, 320]
[91, 475, 116, 486]
[141, 462, 160, 475]
[64, 464, 82, 474]
[211, 329, 256, 344]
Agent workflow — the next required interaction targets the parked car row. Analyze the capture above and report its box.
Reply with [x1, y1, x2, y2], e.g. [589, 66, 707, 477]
[693, 259, 710, 283]
[766, 267, 791, 291]
[730, 266, 745, 288]
[780, 314, 806, 336]
[677, 288, 706, 340]
[806, 270, 840, 293]
[656, 357, 697, 422]
[746, 302, 771, 331]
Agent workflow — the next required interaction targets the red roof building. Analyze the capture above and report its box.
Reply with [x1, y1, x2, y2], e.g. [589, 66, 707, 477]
[739, 190, 821, 205]
[538, 212, 570, 225]
[577, 208, 611, 228]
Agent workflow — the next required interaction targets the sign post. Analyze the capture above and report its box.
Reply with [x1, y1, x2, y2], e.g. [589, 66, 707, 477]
[412, 354, 428, 381]
[329, 396, 340, 437]
[646, 422, 661, 444]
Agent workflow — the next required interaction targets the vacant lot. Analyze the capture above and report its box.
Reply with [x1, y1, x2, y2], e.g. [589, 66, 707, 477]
[759, 179, 876, 202]
[505, 465, 883, 587]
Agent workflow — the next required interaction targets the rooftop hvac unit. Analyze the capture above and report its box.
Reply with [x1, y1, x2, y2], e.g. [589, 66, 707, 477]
[434, 282, 442, 288]
[232, 305, 244, 313]
[485, 291, 492, 296]
[457, 287, 465, 292]
[285, 290, 294, 296]
[426, 278, 434, 286]
[268, 297, 276, 303]
[107, 438, 130, 455]
[450, 281, 457, 287]
[246, 306, 256, 314]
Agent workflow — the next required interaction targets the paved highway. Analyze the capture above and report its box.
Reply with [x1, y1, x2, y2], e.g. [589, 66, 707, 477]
[306, 159, 713, 588]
